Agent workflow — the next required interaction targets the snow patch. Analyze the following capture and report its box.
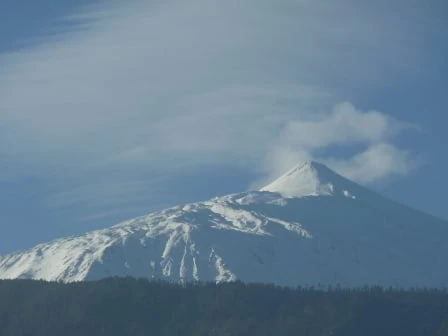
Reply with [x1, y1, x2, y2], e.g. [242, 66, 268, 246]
[209, 249, 237, 283]
[343, 190, 356, 199]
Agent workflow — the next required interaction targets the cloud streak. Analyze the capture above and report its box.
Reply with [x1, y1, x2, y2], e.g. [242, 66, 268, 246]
[0, 0, 428, 217]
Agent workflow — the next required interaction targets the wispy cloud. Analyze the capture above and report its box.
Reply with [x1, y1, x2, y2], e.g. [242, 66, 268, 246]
[0, 0, 429, 217]
[326, 143, 415, 184]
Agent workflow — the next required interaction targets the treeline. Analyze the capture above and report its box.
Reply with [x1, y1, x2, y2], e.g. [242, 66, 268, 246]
[1, 277, 448, 335]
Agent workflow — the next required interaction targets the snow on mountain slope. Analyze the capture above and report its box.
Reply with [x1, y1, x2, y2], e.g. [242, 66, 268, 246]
[1, 161, 447, 287]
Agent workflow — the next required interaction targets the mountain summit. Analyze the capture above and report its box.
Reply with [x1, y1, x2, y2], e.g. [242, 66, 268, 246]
[1, 162, 447, 287]
[260, 161, 357, 198]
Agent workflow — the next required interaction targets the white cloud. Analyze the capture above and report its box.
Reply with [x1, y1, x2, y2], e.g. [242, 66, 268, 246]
[0, 0, 427, 211]
[277, 102, 400, 151]
[325, 144, 414, 184]
[256, 102, 415, 184]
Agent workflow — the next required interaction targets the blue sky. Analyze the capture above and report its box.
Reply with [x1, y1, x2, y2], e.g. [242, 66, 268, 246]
[0, 0, 447, 254]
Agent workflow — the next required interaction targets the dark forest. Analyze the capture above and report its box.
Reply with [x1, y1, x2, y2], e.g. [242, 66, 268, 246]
[1, 277, 448, 336]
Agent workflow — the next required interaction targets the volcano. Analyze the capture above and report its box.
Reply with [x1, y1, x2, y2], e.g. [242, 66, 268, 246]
[1, 161, 447, 288]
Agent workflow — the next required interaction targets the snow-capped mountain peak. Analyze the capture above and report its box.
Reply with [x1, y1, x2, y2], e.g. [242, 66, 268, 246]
[1, 161, 448, 288]
[260, 161, 356, 199]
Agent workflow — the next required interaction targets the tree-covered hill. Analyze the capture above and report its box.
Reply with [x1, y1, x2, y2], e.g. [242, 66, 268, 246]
[1, 278, 448, 336]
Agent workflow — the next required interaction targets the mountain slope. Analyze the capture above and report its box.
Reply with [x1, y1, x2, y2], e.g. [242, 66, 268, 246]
[1, 161, 447, 287]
